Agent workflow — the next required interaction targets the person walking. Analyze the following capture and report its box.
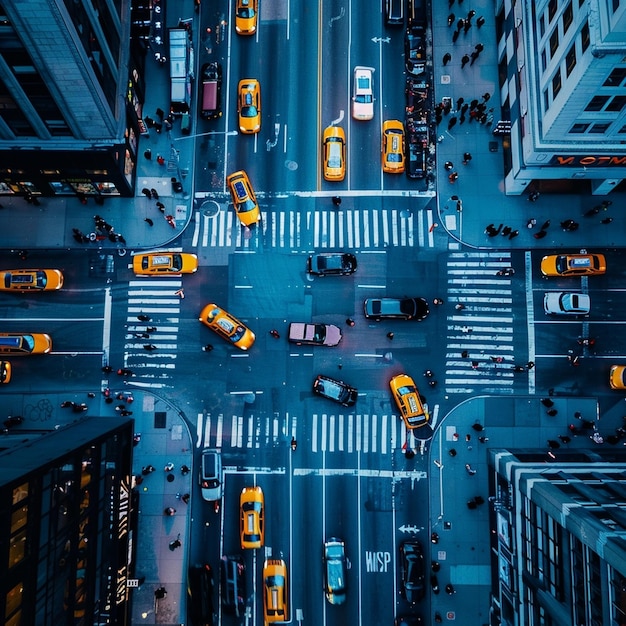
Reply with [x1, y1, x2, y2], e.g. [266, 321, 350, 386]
[449, 171, 458, 182]
[144, 218, 154, 226]
[270, 329, 280, 338]
[169, 537, 182, 551]
[164, 462, 174, 472]
[346, 318, 355, 327]
[443, 52, 452, 66]
[452, 28, 461, 43]
[332, 196, 342, 207]
[476, 15, 485, 27]
[144, 344, 157, 351]
[470, 50, 479, 65]
[447, 13, 455, 26]
[601, 217, 614, 224]
[444, 161, 454, 171]
[465, 463, 476, 475]
[461, 54, 470, 68]
[203, 344, 214, 352]
[164, 507, 176, 516]
[387, 332, 394, 340]
[462, 152, 472, 164]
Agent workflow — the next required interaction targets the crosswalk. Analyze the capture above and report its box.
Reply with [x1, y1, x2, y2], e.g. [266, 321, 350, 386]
[196, 410, 437, 454]
[123, 278, 183, 387]
[444, 251, 517, 394]
[191, 206, 436, 250]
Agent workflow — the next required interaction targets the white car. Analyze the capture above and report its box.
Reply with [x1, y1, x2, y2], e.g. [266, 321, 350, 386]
[543, 292, 590, 315]
[352, 66, 374, 121]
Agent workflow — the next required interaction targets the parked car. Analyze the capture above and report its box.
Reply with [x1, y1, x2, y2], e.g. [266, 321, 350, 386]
[405, 25, 426, 76]
[400, 540, 425, 603]
[364, 297, 429, 321]
[382, 120, 405, 174]
[187, 564, 215, 626]
[323, 538, 347, 605]
[240, 486, 264, 549]
[221, 555, 246, 617]
[313, 375, 358, 407]
[199, 448, 222, 501]
[540, 253, 606, 277]
[307, 253, 357, 276]
[288, 323, 342, 347]
[543, 292, 590, 315]
[199, 303, 256, 350]
[0, 269, 63, 291]
[390, 374, 429, 430]
[352, 66, 375, 120]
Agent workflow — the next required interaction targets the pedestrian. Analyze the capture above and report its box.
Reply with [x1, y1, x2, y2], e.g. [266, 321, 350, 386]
[270, 329, 280, 338]
[164, 507, 176, 516]
[467, 9, 476, 20]
[181, 493, 190, 504]
[547, 440, 560, 449]
[452, 28, 460, 43]
[444, 161, 454, 171]
[203, 344, 214, 352]
[405, 448, 415, 459]
[141, 188, 151, 199]
[332, 196, 342, 207]
[155, 586, 167, 599]
[144, 217, 154, 226]
[470, 50, 479, 65]
[144, 148, 152, 160]
[455, 303, 466, 311]
[169, 538, 182, 551]
[181, 465, 190, 475]
[475, 43, 484, 53]
[346, 318, 355, 327]
[433, 298, 444, 305]
[387, 332, 394, 340]
[144, 344, 157, 351]
[465, 463, 476, 475]
[541, 398, 554, 407]
[527, 218, 537, 228]
[527, 361, 535, 370]
[461, 326, 472, 333]
[144, 116, 155, 128]
[456, 18, 464, 30]
[601, 217, 613, 224]
[156, 201, 165, 211]
[471, 361, 479, 369]
[502, 226, 512, 236]
[156, 154, 165, 165]
[592, 431, 604, 444]
[443, 52, 452, 66]
[467, 500, 477, 510]
[174, 288, 185, 298]
[472, 423, 484, 431]
[461, 350, 469, 358]
[146, 327, 157, 333]
[448, 117, 458, 131]
[424, 369, 434, 377]
[558, 435, 571, 444]
[508, 229, 519, 240]
[462, 152, 472, 164]
[428, 379, 438, 387]
[463, 19, 471, 33]
[449, 448, 457, 457]
[461, 54, 470, 68]
[102, 365, 113, 373]
[534, 229, 547, 239]
[435, 612, 443, 623]
[142, 464, 156, 475]
[446, 583, 456, 594]
[164, 462, 174, 472]
[447, 13, 455, 26]
[478, 436, 489, 443]
[137, 314, 151, 322]
[449, 171, 459, 183]
[477, 15, 485, 27]
[547, 408, 558, 417]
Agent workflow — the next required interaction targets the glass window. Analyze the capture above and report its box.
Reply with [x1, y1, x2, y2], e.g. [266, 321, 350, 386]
[612, 0, 619, 12]
[566, 44, 576, 76]
[589, 123, 610, 134]
[544, 89, 550, 112]
[585, 95, 609, 111]
[618, 125, 626, 134]
[603, 68, 626, 87]
[550, 29, 559, 55]
[581, 22, 590, 52]
[548, 0, 558, 22]
[552, 69, 562, 98]
[563, 2, 573, 32]
[569, 123, 589, 133]
[606, 95, 626, 112]
[540, 14, 546, 37]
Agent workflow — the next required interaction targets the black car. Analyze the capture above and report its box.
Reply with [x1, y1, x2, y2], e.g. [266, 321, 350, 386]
[188, 564, 215, 626]
[313, 375, 358, 407]
[400, 541, 425, 603]
[395, 615, 424, 626]
[307, 253, 357, 276]
[363, 297, 429, 321]
[405, 25, 426, 77]
[323, 538, 347, 605]
[221, 555, 246, 617]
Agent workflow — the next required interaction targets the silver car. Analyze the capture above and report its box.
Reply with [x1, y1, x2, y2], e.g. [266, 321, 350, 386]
[200, 449, 222, 501]
[543, 292, 590, 315]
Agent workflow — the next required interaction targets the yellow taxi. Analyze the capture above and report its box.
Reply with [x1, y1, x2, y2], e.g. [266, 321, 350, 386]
[240, 485, 264, 549]
[226, 170, 261, 226]
[235, 0, 257, 35]
[132, 252, 198, 275]
[263, 559, 288, 624]
[0, 269, 63, 291]
[389, 373, 429, 430]
[0, 333, 52, 355]
[382, 120, 405, 173]
[199, 304, 256, 350]
[609, 365, 626, 390]
[322, 126, 346, 182]
[540, 253, 606, 277]
[237, 79, 261, 134]
[0, 360, 11, 383]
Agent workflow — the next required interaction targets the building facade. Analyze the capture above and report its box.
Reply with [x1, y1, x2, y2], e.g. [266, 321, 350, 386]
[489, 447, 626, 626]
[0, 416, 134, 625]
[496, 0, 626, 196]
[0, 0, 154, 198]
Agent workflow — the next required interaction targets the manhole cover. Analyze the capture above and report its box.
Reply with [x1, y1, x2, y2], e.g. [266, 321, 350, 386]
[201, 199, 221, 218]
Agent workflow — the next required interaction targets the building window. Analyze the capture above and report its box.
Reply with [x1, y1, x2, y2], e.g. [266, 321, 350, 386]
[581, 21, 590, 52]
[612, 0, 619, 12]
[552, 69, 562, 98]
[619, 125, 626, 134]
[544, 89, 550, 112]
[603, 67, 626, 87]
[585, 95, 609, 111]
[540, 14, 546, 37]
[569, 123, 589, 133]
[566, 44, 576, 76]
[606, 95, 626, 112]
[563, 2, 573, 33]
[541, 50, 547, 72]
[589, 123, 611, 134]
[548, 0, 558, 22]
[550, 30, 559, 55]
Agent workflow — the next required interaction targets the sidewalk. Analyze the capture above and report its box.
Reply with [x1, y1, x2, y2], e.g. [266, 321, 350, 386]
[427, 393, 606, 623]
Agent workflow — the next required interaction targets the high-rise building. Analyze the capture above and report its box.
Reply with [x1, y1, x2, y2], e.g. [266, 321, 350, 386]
[496, 0, 626, 196]
[0, 416, 134, 625]
[0, 0, 154, 198]
[488, 447, 626, 625]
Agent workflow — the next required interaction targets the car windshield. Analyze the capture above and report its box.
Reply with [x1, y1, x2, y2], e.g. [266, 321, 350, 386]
[238, 2, 255, 17]
[317, 255, 342, 270]
[555, 256, 569, 273]
[241, 93, 257, 117]
[327, 141, 343, 167]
